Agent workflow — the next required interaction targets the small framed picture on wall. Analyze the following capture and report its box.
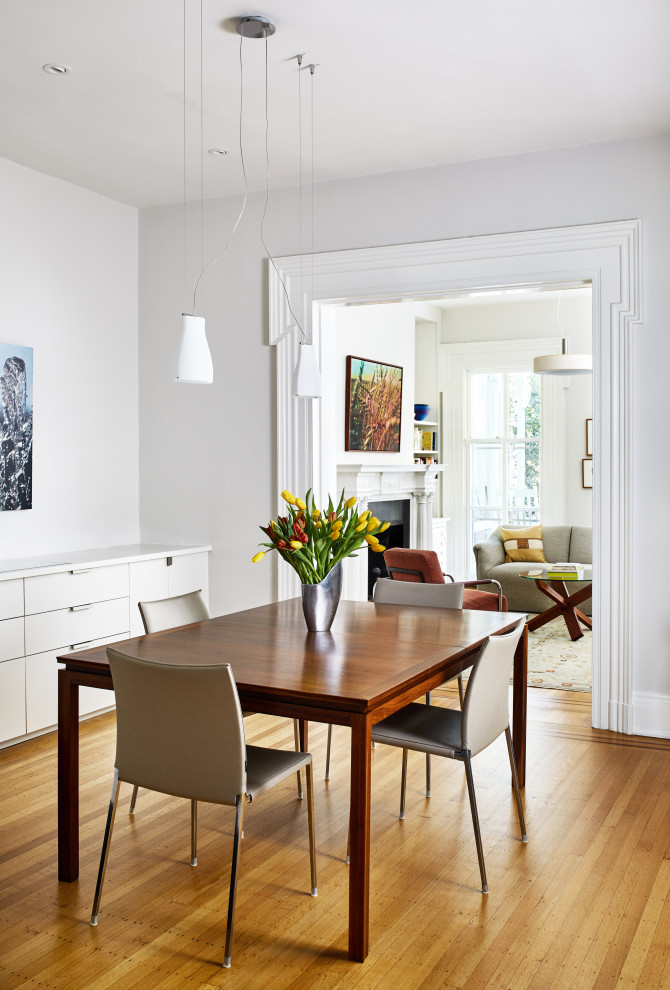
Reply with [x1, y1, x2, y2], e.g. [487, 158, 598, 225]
[582, 458, 593, 489]
[586, 418, 593, 456]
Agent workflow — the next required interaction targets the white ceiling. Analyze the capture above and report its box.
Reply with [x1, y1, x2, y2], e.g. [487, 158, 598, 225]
[2, 0, 669, 208]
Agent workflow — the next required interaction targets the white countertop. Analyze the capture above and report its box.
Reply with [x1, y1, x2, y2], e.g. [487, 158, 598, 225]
[0, 544, 212, 581]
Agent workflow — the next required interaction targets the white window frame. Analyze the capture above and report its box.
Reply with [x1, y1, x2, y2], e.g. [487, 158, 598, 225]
[440, 338, 564, 579]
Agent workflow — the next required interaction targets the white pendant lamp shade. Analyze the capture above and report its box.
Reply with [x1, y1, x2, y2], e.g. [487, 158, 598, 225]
[533, 353, 592, 375]
[292, 342, 322, 397]
[175, 314, 213, 384]
[533, 337, 592, 376]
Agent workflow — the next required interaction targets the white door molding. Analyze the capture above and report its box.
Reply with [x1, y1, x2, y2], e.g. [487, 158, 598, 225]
[269, 220, 641, 733]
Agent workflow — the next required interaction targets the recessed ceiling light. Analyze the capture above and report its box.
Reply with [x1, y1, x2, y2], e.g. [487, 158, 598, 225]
[208, 148, 229, 156]
[42, 63, 70, 75]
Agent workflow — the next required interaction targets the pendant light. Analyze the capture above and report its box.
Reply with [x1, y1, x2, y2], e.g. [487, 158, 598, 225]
[175, 12, 263, 383]
[533, 292, 592, 376]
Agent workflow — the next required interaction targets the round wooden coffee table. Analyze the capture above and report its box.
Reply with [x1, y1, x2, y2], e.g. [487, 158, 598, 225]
[520, 567, 592, 641]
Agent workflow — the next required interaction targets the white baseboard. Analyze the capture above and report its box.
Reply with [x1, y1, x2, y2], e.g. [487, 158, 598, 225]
[632, 693, 670, 739]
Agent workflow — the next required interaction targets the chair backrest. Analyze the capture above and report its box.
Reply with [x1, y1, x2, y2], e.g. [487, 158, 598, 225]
[461, 618, 525, 756]
[383, 548, 445, 584]
[138, 589, 210, 634]
[373, 577, 464, 609]
[107, 648, 246, 806]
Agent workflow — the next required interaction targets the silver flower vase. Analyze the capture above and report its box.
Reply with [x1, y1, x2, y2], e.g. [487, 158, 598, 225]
[301, 563, 343, 632]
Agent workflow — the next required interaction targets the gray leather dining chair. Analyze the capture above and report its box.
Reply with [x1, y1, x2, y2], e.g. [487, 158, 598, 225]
[324, 578, 465, 793]
[90, 648, 317, 969]
[132, 591, 304, 813]
[371, 618, 527, 893]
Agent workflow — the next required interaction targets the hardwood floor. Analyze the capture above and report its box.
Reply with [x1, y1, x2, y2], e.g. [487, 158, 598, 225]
[2, 687, 670, 989]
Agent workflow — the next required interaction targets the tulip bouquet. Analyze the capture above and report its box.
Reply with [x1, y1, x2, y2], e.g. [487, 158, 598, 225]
[253, 489, 389, 585]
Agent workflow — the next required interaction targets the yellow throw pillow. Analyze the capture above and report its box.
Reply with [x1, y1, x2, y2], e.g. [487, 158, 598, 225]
[499, 524, 546, 563]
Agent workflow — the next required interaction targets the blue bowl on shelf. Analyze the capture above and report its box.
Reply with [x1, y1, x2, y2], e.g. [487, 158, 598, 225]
[414, 403, 430, 421]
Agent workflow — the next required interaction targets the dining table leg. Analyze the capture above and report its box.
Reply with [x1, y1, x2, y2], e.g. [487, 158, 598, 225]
[58, 668, 80, 882]
[348, 712, 372, 962]
[512, 623, 528, 788]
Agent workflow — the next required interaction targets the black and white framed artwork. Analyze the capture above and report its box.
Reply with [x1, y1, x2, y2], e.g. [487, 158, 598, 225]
[0, 343, 33, 510]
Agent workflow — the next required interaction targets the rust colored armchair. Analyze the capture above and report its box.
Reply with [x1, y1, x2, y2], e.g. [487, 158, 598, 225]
[383, 547, 507, 612]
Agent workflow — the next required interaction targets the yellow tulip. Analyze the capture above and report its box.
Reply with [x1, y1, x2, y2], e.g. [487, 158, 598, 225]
[345, 496, 357, 510]
[355, 521, 367, 532]
[290, 540, 303, 550]
[315, 521, 322, 529]
[359, 510, 370, 521]
[365, 534, 379, 545]
[371, 544, 386, 553]
[367, 517, 380, 532]
[378, 521, 390, 533]
[281, 490, 297, 505]
[330, 531, 341, 541]
[295, 498, 307, 511]
[332, 519, 343, 530]
[251, 551, 265, 563]
[312, 508, 321, 519]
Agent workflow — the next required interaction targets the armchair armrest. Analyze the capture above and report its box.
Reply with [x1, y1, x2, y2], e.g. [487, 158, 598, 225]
[462, 578, 503, 611]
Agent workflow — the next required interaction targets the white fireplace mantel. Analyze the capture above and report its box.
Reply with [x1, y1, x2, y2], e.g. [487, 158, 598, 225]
[336, 462, 444, 601]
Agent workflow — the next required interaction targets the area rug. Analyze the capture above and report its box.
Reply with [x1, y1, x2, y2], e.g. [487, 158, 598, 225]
[526, 616, 592, 692]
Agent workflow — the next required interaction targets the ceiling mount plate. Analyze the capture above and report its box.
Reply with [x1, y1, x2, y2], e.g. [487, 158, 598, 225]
[236, 15, 276, 39]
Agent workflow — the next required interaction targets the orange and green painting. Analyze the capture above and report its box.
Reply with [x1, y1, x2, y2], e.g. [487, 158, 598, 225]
[345, 356, 403, 452]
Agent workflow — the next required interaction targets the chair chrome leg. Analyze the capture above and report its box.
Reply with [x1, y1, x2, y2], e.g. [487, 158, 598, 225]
[457, 674, 464, 708]
[325, 724, 332, 781]
[90, 768, 121, 925]
[305, 760, 318, 896]
[293, 720, 304, 799]
[462, 752, 488, 893]
[129, 784, 138, 815]
[223, 795, 246, 968]
[399, 749, 408, 820]
[190, 799, 198, 866]
[505, 726, 527, 841]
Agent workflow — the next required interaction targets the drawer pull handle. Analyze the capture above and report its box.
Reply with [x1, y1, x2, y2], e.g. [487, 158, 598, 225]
[70, 604, 92, 612]
[70, 569, 91, 575]
[70, 641, 94, 651]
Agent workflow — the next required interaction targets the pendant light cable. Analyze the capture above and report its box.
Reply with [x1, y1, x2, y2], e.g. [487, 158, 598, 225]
[259, 34, 306, 340]
[190, 31, 249, 314]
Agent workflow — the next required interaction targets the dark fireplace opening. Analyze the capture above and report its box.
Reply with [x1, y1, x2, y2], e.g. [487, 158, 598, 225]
[367, 499, 410, 599]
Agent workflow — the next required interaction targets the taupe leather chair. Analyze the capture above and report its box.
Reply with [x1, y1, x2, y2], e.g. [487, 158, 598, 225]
[324, 579, 466, 793]
[371, 618, 527, 893]
[132, 591, 304, 811]
[90, 649, 317, 969]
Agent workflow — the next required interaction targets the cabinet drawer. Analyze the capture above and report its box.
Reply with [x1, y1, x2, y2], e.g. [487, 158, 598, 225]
[26, 632, 125, 732]
[24, 564, 129, 615]
[25, 597, 129, 655]
[0, 579, 23, 620]
[0, 616, 24, 662]
[0, 657, 26, 743]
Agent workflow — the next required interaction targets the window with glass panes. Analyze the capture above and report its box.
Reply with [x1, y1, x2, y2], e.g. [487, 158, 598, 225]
[467, 371, 541, 547]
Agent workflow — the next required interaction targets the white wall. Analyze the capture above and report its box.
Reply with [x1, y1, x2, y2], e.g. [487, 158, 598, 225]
[439, 294, 593, 527]
[0, 157, 139, 559]
[325, 303, 416, 467]
[138, 135, 670, 713]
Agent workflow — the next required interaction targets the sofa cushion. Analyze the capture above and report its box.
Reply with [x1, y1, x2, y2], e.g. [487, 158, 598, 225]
[569, 526, 592, 565]
[499, 524, 546, 563]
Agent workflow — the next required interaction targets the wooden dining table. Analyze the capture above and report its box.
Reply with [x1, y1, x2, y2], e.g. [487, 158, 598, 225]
[57, 597, 528, 963]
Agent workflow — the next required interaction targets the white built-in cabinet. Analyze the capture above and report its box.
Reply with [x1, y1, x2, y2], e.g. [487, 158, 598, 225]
[0, 544, 210, 747]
